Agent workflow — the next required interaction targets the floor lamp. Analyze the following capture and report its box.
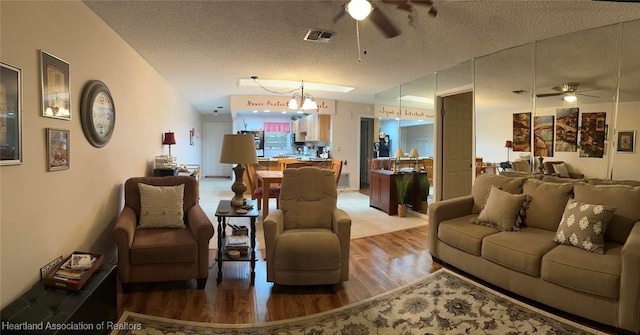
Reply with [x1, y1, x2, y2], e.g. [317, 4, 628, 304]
[219, 134, 258, 207]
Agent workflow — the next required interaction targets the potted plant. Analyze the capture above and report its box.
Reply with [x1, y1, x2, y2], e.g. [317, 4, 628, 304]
[395, 172, 413, 217]
[418, 173, 430, 214]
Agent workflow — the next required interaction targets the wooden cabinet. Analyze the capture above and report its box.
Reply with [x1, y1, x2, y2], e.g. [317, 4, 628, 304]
[293, 119, 305, 142]
[369, 170, 426, 215]
[299, 114, 330, 142]
[370, 170, 397, 215]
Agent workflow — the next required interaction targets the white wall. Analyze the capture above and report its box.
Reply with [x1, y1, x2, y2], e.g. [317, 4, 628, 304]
[333, 101, 375, 190]
[612, 101, 640, 180]
[0, 1, 202, 307]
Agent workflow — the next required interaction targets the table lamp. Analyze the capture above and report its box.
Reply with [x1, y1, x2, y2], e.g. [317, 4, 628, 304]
[505, 140, 513, 162]
[162, 131, 176, 156]
[219, 134, 258, 207]
[393, 148, 404, 173]
[409, 148, 420, 171]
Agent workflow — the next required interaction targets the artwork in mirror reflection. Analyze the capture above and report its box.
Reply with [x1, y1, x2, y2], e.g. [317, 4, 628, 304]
[579, 112, 606, 158]
[555, 108, 579, 152]
[534, 115, 554, 157]
[512, 112, 531, 152]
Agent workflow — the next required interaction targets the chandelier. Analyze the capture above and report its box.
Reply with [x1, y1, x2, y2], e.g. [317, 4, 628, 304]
[288, 81, 318, 111]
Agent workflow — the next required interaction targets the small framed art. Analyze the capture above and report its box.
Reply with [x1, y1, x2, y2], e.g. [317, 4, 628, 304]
[0, 62, 23, 165]
[40, 50, 71, 120]
[617, 131, 636, 153]
[47, 128, 70, 171]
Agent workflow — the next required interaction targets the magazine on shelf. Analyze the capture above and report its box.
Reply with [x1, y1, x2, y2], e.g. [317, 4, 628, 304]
[227, 235, 248, 246]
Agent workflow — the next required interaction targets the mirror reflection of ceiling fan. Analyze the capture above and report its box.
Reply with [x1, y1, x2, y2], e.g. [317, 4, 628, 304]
[333, 0, 437, 39]
[536, 82, 599, 102]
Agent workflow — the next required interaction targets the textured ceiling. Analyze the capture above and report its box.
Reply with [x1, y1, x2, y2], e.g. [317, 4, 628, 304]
[83, 0, 640, 114]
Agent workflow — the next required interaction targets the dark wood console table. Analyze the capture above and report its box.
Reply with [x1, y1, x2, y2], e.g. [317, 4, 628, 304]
[369, 170, 426, 215]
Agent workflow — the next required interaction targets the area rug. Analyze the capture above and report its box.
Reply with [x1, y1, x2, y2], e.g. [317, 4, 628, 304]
[110, 269, 605, 335]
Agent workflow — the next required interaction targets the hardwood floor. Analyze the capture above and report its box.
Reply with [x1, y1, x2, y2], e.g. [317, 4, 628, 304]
[116, 225, 441, 323]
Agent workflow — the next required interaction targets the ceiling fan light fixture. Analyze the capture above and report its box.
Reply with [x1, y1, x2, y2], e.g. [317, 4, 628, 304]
[346, 0, 373, 21]
[564, 93, 577, 103]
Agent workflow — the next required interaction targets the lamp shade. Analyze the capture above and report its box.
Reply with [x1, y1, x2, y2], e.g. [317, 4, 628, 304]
[219, 134, 258, 164]
[394, 148, 405, 158]
[505, 140, 513, 148]
[409, 148, 420, 158]
[162, 132, 176, 145]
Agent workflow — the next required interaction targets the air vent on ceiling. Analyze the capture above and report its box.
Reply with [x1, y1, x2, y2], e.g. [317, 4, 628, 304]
[304, 30, 333, 43]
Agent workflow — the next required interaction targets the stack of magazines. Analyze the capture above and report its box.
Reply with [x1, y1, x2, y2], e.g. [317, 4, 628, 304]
[53, 254, 97, 283]
[225, 235, 248, 254]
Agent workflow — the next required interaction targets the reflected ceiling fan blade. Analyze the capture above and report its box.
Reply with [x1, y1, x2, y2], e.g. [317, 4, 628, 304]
[369, 6, 401, 38]
[576, 93, 600, 98]
[536, 92, 564, 98]
[333, 3, 347, 23]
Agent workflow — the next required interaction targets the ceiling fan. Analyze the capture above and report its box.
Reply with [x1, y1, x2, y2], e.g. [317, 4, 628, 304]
[333, 0, 437, 39]
[536, 82, 599, 102]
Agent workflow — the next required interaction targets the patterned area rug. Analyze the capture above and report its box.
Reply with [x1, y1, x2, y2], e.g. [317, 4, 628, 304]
[111, 269, 605, 335]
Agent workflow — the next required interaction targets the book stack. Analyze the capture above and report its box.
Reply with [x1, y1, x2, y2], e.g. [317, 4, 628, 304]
[225, 235, 248, 255]
[52, 254, 97, 283]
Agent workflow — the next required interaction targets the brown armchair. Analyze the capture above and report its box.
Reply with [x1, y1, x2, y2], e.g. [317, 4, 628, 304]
[264, 167, 351, 285]
[113, 176, 213, 290]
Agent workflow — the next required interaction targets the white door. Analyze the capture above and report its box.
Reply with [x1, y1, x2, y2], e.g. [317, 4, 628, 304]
[203, 123, 232, 178]
[441, 92, 473, 200]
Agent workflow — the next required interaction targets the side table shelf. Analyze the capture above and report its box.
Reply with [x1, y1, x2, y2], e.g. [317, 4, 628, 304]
[214, 200, 259, 284]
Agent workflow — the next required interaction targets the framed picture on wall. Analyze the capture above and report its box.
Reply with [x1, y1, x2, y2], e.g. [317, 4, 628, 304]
[617, 131, 636, 153]
[40, 50, 71, 120]
[0, 62, 23, 165]
[47, 128, 70, 171]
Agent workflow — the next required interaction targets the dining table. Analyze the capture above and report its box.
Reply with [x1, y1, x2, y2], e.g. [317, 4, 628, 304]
[255, 170, 283, 220]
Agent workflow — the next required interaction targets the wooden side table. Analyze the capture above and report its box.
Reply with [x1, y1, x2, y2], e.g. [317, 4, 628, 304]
[214, 200, 259, 284]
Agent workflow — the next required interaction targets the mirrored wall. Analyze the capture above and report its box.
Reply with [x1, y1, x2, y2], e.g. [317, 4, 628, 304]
[375, 18, 640, 182]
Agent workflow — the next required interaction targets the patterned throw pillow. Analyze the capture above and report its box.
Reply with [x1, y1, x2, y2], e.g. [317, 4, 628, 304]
[553, 199, 616, 254]
[138, 183, 185, 229]
[474, 186, 526, 231]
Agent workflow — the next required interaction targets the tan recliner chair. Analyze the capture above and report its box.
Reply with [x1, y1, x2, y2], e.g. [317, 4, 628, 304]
[113, 176, 213, 290]
[264, 167, 351, 285]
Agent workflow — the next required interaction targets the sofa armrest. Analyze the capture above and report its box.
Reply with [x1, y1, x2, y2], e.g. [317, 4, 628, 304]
[428, 195, 474, 259]
[186, 204, 214, 278]
[619, 221, 640, 333]
[264, 209, 285, 281]
[333, 208, 352, 281]
[112, 207, 137, 282]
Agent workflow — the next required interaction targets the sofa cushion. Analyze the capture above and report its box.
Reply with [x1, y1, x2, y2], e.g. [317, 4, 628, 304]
[573, 183, 640, 244]
[472, 174, 525, 214]
[475, 186, 526, 231]
[552, 162, 570, 178]
[439, 214, 499, 256]
[553, 199, 616, 254]
[588, 178, 640, 187]
[522, 179, 574, 231]
[541, 244, 622, 299]
[138, 183, 185, 229]
[130, 228, 197, 264]
[481, 228, 557, 276]
[274, 228, 340, 271]
[540, 175, 585, 184]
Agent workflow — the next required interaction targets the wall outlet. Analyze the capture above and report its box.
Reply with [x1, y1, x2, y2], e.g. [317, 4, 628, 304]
[40, 255, 63, 279]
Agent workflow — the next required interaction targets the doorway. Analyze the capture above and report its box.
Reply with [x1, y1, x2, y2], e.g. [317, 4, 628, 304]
[359, 117, 374, 191]
[203, 123, 232, 178]
[439, 91, 473, 200]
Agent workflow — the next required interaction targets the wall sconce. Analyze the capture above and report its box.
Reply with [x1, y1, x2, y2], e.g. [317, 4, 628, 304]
[189, 128, 195, 146]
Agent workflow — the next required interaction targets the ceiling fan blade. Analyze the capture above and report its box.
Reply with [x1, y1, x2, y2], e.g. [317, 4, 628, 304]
[333, 4, 346, 23]
[410, 0, 434, 6]
[368, 6, 401, 38]
[551, 86, 565, 92]
[576, 93, 600, 98]
[536, 92, 564, 98]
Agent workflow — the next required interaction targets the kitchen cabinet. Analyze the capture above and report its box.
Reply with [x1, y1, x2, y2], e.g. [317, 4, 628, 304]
[302, 114, 331, 142]
[293, 119, 305, 142]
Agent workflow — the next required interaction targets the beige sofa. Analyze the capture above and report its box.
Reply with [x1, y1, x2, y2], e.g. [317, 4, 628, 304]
[428, 174, 640, 333]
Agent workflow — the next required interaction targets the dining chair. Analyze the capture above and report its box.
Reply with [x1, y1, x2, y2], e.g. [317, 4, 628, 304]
[277, 158, 299, 171]
[245, 164, 280, 210]
[285, 162, 313, 169]
[330, 159, 343, 185]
